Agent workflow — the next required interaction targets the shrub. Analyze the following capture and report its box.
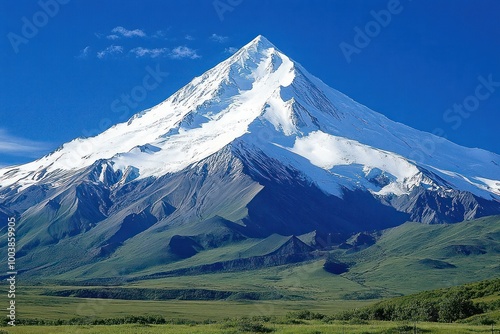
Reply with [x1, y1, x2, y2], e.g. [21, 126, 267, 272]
[286, 310, 326, 320]
[438, 292, 478, 322]
[237, 321, 274, 333]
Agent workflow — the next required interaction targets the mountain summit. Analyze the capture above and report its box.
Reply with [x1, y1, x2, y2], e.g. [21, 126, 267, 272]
[1, 36, 499, 278]
[2, 35, 498, 197]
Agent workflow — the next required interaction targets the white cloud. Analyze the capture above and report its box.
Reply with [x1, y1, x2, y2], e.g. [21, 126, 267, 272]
[130, 47, 167, 58]
[225, 47, 238, 54]
[210, 33, 228, 43]
[169, 46, 200, 59]
[0, 129, 51, 157]
[153, 30, 169, 38]
[185, 34, 194, 41]
[97, 45, 124, 59]
[111, 26, 146, 38]
[77, 46, 91, 59]
[106, 34, 120, 40]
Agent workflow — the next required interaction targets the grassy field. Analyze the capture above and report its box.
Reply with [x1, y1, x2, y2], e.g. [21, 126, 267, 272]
[8, 277, 498, 333]
[4, 217, 498, 333]
[2, 321, 498, 334]
[15, 293, 371, 321]
[13, 260, 377, 321]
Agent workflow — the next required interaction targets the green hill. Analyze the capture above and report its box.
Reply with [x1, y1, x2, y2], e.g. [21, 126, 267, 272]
[338, 215, 500, 295]
[10, 215, 500, 323]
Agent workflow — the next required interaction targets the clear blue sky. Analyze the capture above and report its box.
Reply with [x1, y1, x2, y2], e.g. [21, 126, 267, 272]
[1, 0, 499, 167]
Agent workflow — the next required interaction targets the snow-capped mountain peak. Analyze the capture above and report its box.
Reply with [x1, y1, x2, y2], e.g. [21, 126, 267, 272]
[1, 35, 499, 203]
[3, 35, 500, 283]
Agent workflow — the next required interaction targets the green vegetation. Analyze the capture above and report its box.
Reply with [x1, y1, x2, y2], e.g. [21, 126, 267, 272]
[4, 216, 499, 332]
[42, 215, 499, 299]
[13, 284, 371, 321]
[45, 288, 243, 301]
[333, 278, 500, 325]
[1, 319, 499, 333]
[335, 215, 500, 295]
[4, 278, 499, 333]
